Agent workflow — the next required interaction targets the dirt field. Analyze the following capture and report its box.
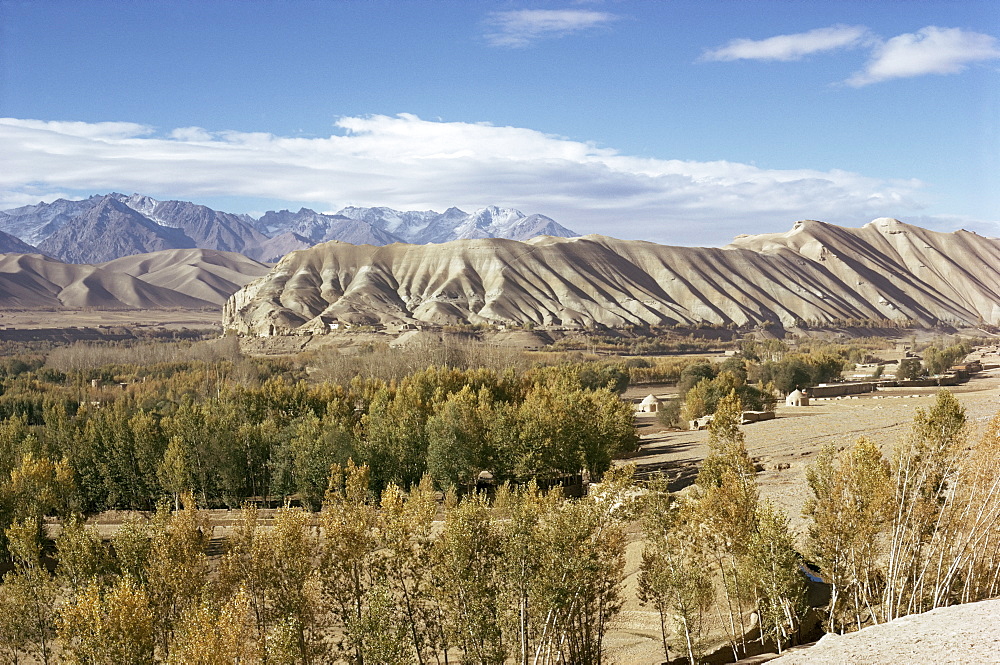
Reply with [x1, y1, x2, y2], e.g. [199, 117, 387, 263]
[0, 309, 222, 331]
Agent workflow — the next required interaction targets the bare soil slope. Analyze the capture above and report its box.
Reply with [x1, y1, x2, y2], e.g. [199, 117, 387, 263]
[0, 248, 268, 310]
[768, 598, 1000, 665]
[223, 219, 1000, 335]
[98, 248, 270, 306]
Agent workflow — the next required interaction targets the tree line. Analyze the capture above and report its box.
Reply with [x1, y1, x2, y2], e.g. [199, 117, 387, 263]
[0, 333, 994, 664]
[0, 360, 636, 526]
[804, 390, 1000, 631]
[0, 385, 996, 664]
[0, 463, 635, 665]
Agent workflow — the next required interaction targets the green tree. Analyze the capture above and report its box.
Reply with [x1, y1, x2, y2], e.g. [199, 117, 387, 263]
[435, 493, 507, 665]
[360, 386, 429, 494]
[285, 412, 355, 510]
[533, 465, 632, 665]
[426, 386, 486, 491]
[355, 583, 414, 665]
[111, 516, 154, 586]
[493, 483, 552, 665]
[681, 372, 772, 422]
[161, 401, 216, 506]
[743, 502, 806, 653]
[895, 357, 923, 381]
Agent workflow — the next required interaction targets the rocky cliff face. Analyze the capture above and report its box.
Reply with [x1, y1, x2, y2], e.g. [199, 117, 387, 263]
[222, 219, 1000, 335]
[38, 197, 196, 263]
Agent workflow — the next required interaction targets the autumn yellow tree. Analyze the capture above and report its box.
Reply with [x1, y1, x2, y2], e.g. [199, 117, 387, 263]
[804, 437, 891, 631]
[2, 518, 60, 665]
[167, 589, 259, 665]
[639, 477, 713, 665]
[58, 577, 156, 665]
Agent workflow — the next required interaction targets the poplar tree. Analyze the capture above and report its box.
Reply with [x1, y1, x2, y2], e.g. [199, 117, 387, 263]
[378, 478, 441, 664]
[434, 493, 507, 665]
[883, 390, 966, 620]
[2, 518, 60, 665]
[639, 477, 713, 665]
[694, 391, 757, 659]
[804, 438, 891, 631]
[58, 577, 156, 665]
[319, 461, 380, 664]
[144, 496, 210, 658]
[166, 590, 258, 665]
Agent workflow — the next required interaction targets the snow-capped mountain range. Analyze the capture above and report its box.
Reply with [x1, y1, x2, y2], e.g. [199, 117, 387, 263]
[252, 204, 575, 247]
[0, 194, 578, 264]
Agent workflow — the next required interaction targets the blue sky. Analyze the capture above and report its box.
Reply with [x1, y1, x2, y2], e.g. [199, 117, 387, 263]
[1, 0, 998, 245]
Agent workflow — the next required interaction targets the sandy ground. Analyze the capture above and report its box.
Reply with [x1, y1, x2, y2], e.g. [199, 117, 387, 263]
[767, 598, 1000, 665]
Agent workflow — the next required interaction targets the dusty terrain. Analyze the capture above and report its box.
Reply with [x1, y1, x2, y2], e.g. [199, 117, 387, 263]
[0, 310, 222, 346]
[768, 598, 1000, 664]
[627, 368, 1000, 538]
[0, 309, 222, 331]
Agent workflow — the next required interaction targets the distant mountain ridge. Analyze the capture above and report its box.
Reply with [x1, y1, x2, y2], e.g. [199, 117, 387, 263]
[223, 218, 1000, 334]
[0, 194, 578, 264]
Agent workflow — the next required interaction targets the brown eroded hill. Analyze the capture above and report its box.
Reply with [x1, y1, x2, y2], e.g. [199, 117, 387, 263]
[222, 218, 1000, 336]
[98, 248, 271, 306]
[0, 248, 269, 310]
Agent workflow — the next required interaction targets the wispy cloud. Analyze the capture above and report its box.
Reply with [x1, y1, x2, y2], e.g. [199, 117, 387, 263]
[484, 9, 618, 48]
[845, 26, 1000, 86]
[705, 24, 1000, 87]
[0, 115, 930, 245]
[701, 25, 870, 62]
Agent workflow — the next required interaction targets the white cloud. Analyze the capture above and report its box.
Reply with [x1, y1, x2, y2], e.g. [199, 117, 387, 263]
[0, 118, 154, 140]
[0, 114, 931, 245]
[846, 26, 1000, 86]
[701, 25, 870, 62]
[169, 126, 215, 142]
[484, 9, 618, 48]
